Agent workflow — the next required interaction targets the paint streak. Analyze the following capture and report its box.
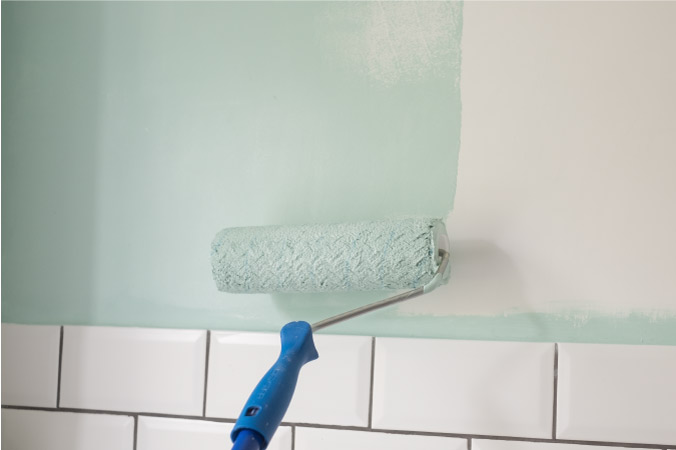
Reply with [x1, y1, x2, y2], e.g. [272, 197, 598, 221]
[296, 308, 676, 346]
[14, 303, 674, 346]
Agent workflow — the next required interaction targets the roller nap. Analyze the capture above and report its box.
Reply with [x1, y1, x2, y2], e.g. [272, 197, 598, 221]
[211, 217, 446, 293]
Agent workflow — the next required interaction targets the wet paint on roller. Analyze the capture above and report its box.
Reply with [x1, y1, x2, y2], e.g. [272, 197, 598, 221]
[211, 218, 444, 293]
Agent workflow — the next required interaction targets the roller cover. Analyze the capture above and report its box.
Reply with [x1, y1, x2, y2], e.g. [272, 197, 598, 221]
[211, 218, 446, 293]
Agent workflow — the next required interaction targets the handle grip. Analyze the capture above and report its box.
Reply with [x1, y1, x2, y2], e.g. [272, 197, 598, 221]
[231, 430, 263, 450]
[231, 321, 318, 449]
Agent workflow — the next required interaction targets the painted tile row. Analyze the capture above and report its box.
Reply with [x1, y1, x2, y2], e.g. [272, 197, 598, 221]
[2, 324, 676, 446]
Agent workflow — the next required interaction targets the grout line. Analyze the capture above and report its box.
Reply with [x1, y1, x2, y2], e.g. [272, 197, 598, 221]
[291, 425, 296, 450]
[1, 405, 234, 422]
[553, 343, 559, 439]
[2, 405, 671, 449]
[133, 414, 139, 450]
[367, 337, 376, 429]
[468, 437, 472, 450]
[56, 326, 64, 408]
[202, 330, 211, 417]
[280, 423, 672, 449]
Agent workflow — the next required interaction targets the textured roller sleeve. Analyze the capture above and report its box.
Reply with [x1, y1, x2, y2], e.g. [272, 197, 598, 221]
[211, 218, 447, 293]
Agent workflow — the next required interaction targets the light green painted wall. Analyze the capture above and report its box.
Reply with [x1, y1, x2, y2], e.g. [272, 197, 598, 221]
[2, 2, 464, 332]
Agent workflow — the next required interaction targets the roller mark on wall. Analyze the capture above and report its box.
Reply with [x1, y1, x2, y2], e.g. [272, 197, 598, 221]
[317, 1, 462, 88]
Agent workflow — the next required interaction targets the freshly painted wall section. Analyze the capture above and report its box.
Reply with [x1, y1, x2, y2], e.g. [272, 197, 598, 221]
[2, 2, 463, 329]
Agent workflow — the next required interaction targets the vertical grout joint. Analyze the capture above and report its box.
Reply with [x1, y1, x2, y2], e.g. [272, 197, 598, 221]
[56, 326, 64, 408]
[367, 336, 376, 429]
[133, 414, 139, 450]
[202, 330, 211, 417]
[552, 343, 559, 440]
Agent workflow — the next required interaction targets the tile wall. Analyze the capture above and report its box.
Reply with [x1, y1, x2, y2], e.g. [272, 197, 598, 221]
[2, 324, 675, 449]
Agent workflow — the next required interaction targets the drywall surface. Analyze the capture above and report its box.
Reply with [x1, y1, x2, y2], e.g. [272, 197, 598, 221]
[2, 2, 463, 329]
[3, 2, 676, 344]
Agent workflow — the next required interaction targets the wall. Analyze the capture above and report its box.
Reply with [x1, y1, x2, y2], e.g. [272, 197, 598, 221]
[2, 1, 462, 330]
[449, 1, 676, 316]
[3, 2, 676, 344]
[403, 1, 676, 343]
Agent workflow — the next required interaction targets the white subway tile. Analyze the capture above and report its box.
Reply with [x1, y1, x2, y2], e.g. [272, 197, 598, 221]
[473, 439, 654, 450]
[1, 324, 61, 407]
[296, 427, 467, 450]
[137, 416, 292, 450]
[60, 326, 206, 415]
[1, 408, 134, 450]
[205, 331, 371, 426]
[373, 338, 554, 438]
[557, 343, 676, 445]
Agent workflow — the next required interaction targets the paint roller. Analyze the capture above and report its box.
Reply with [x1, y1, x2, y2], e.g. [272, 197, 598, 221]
[211, 217, 451, 450]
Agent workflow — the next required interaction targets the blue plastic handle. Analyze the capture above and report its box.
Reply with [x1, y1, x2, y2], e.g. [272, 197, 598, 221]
[231, 430, 263, 450]
[231, 321, 318, 449]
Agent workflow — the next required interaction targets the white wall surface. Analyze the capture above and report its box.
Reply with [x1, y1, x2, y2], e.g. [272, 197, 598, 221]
[405, 1, 676, 317]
